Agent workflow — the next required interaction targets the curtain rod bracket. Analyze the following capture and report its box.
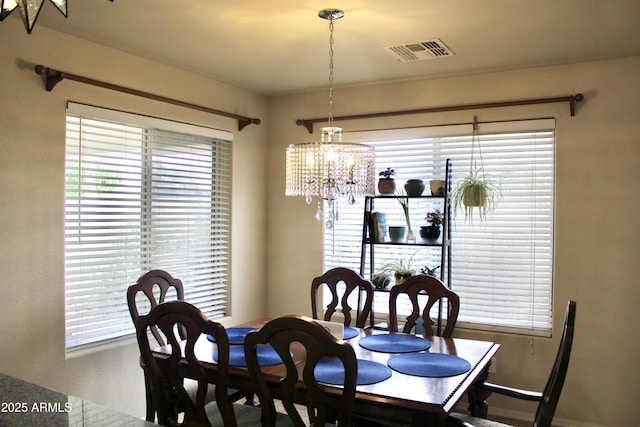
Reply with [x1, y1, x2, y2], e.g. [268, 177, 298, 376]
[34, 65, 260, 131]
[295, 119, 314, 134]
[296, 93, 584, 133]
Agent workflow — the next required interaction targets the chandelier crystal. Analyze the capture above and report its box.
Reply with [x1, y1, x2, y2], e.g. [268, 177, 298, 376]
[285, 9, 375, 228]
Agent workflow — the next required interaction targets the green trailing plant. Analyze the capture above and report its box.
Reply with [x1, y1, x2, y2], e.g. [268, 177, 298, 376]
[451, 116, 502, 223]
[451, 167, 501, 223]
[377, 250, 421, 275]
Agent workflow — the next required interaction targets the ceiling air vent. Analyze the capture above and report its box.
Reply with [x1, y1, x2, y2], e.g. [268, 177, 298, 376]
[383, 39, 454, 62]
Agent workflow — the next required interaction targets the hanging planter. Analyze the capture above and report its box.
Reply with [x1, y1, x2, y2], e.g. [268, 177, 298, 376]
[451, 116, 502, 223]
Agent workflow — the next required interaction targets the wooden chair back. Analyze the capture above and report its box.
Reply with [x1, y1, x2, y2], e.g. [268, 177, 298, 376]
[388, 274, 460, 337]
[135, 300, 237, 427]
[311, 267, 374, 328]
[127, 270, 185, 421]
[244, 316, 357, 427]
[127, 269, 185, 346]
[534, 300, 576, 427]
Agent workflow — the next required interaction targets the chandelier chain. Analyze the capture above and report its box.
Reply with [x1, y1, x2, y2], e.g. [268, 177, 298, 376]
[328, 17, 335, 127]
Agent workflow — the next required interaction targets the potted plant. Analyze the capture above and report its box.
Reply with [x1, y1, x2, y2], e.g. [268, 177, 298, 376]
[451, 168, 501, 223]
[451, 116, 502, 223]
[378, 167, 396, 194]
[420, 265, 440, 277]
[371, 272, 391, 289]
[420, 209, 443, 240]
[377, 250, 420, 285]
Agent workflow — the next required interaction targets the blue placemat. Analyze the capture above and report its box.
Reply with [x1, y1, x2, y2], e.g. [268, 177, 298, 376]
[343, 326, 359, 340]
[358, 334, 431, 353]
[387, 353, 471, 377]
[314, 358, 392, 386]
[207, 327, 255, 345]
[214, 345, 283, 367]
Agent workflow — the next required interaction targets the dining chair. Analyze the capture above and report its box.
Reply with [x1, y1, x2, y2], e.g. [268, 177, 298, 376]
[244, 315, 358, 427]
[311, 267, 375, 328]
[388, 274, 460, 337]
[447, 300, 577, 427]
[127, 269, 187, 421]
[135, 300, 263, 427]
[127, 269, 248, 422]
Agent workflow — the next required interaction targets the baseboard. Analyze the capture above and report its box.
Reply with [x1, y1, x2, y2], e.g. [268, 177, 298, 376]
[487, 407, 606, 427]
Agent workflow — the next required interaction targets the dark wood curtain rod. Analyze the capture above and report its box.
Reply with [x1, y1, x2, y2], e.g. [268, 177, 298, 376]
[34, 65, 261, 131]
[296, 93, 584, 133]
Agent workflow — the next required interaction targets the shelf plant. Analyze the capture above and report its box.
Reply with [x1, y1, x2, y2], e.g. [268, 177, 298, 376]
[420, 265, 440, 277]
[378, 167, 396, 194]
[420, 209, 443, 239]
[370, 272, 391, 289]
[377, 250, 421, 284]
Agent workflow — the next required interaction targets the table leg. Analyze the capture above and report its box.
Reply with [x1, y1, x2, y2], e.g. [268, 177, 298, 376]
[467, 365, 491, 418]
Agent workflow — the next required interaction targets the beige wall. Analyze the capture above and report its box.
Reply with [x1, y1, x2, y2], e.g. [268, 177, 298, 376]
[266, 57, 640, 426]
[0, 18, 268, 417]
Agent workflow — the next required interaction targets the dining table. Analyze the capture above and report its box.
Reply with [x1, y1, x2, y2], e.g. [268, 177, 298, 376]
[154, 317, 500, 427]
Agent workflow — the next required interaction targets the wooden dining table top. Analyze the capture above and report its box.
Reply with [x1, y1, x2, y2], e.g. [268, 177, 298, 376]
[155, 316, 500, 426]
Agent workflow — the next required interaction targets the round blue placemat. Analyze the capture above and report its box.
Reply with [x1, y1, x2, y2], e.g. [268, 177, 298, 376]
[207, 327, 255, 345]
[387, 353, 471, 377]
[214, 345, 283, 367]
[358, 334, 431, 353]
[314, 358, 392, 386]
[343, 326, 359, 340]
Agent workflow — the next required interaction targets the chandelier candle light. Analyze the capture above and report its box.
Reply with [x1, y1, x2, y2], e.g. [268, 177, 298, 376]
[285, 9, 375, 229]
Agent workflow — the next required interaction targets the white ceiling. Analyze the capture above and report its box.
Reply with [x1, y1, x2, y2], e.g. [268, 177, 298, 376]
[17, 0, 640, 95]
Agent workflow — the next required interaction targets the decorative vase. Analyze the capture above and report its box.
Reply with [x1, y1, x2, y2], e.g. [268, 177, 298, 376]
[388, 226, 406, 242]
[404, 179, 425, 197]
[378, 178, 396, 195]
[420, 225, 441, 240]
[429, 179, 446, 196]
[401, 204, 415, 242]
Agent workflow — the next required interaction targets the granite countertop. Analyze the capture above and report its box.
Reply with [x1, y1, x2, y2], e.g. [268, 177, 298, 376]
[0, 372, 155, 426]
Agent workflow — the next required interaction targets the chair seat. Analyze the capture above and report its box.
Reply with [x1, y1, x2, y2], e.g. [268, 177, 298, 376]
[448, 412, 512, 427]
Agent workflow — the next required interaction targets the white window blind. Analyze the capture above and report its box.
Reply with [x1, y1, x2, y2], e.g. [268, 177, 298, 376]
[324, 119, 555, 335]
[64, 102, 232, 352]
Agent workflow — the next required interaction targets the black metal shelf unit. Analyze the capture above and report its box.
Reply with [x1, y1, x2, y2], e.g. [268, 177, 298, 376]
[358, 159, 452, 329]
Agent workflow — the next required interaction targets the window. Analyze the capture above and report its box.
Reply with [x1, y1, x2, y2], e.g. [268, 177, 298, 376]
[64, 102, 232, 353]
[324, 119, 555, 335]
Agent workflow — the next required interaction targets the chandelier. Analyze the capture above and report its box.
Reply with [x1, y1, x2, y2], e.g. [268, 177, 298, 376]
[285, 9, 375, 229]
[1, 0, 113, 34]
